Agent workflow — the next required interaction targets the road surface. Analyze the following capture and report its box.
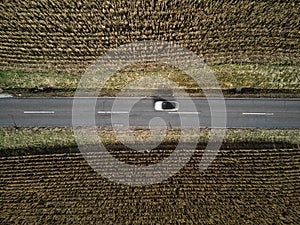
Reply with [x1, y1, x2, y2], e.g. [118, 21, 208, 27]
[0, 98, 299, 128]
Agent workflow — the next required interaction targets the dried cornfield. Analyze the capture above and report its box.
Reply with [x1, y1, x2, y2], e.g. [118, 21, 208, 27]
[0, 0, 299, 73]
[0, 148, 299, 224]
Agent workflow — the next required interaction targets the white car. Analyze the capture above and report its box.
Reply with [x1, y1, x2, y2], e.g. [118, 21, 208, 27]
[154, 101, 179, 111]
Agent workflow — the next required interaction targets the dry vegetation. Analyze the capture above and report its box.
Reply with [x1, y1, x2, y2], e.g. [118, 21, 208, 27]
[0, 0, 299, 223]
[0, 147, 299, 224]
[0, 127, 299, 223]
[1, 0, 299, 73]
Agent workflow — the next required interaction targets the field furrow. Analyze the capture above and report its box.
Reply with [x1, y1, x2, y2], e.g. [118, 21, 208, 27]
[1, 147, 299, 225]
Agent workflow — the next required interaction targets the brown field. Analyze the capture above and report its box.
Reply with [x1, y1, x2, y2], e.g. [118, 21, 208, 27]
[0, 128, 299, 224]
[1, 0, 299, 223]
[0, 148, 299, 224]
[1, 0, 299, 73]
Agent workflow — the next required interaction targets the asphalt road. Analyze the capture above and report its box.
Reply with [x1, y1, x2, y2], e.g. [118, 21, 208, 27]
[0, 98, 299, 128]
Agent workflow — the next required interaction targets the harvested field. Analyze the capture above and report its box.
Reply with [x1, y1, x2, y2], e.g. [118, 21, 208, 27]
[0, 147, 299, 224]
[1, 0, 299, 223]
[0, 128, 299, 223]
[1, 0, 299, 73]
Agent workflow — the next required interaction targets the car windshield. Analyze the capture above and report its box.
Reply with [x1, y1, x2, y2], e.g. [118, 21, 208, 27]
[162, 102, 176, 109]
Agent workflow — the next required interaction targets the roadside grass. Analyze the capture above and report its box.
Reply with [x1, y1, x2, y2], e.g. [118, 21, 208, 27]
[0, 63, 299, 97]
[0, 127, 76, 156]
[213, 63, 300, 89]
[0, 127, 299, 157]
[0, 70, 80, 90]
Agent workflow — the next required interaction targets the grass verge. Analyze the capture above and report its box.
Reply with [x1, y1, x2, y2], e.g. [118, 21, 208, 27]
[0, 127, 299, 157]
[0, 62, 299, 97]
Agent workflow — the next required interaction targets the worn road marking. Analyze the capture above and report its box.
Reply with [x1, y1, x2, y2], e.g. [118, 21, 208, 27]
[24, 111, 55, 114]
[97, 111, 129, 114]
[168, 112, 200, 115]
[112, 123, 125, 127]
[242, 112, 274, 116]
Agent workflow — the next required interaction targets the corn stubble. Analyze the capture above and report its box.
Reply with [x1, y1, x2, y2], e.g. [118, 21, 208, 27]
[0, 0, 299, 73]
[0, 128, 299, 223]
[0, 147, 299, 224]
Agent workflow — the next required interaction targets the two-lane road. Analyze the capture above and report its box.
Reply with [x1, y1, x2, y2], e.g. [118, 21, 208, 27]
[0, 98, 299, 128]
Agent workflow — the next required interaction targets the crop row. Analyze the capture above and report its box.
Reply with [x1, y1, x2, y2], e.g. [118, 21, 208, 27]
[1, 148, 299, 224]
[1, 0, 299, 72]
[1, 149, 299, 188]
